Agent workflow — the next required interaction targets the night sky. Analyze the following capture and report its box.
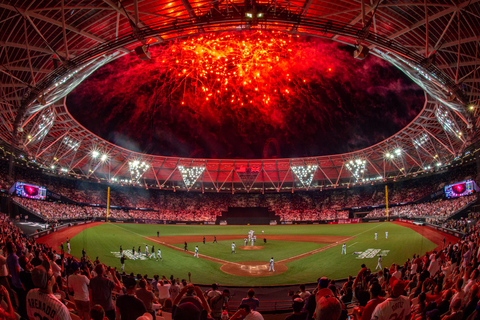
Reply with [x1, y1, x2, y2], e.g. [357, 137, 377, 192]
[67, 32, 424, 159]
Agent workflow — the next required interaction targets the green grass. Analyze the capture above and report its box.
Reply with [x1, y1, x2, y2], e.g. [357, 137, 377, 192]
[69, 222, 437, 286]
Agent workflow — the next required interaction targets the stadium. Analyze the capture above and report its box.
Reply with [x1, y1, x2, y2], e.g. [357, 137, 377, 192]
[1, 0, 480, 319]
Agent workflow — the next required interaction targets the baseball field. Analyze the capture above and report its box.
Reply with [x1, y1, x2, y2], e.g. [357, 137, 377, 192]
[38, 221, 454, 286]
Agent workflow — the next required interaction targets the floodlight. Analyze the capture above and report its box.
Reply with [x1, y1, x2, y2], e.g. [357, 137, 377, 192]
[91, 150, 99, 158]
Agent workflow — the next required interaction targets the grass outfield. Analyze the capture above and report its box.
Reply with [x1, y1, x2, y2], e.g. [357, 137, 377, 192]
[69, 222, 436, 286]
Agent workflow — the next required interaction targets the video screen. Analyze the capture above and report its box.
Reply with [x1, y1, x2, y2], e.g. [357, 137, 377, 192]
[444, 180, 476, 198]
[15, 182, 47, 200]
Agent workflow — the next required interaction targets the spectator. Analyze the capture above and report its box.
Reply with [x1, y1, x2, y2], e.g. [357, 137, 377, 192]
[27, 260, 72, 320]
[89, 264, 122, 320]
[285, 297, 307, 320]
[116, 277, 147, 320]
[135, 278, 158, 318]
[240, 289, 260, 311]
[68, 261, 91, 320]
[230, 303, 264, 320]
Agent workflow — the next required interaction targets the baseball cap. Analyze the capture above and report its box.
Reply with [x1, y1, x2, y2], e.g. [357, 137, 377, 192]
[392, 279, 405, 297]
[318, 277, 329, 288]
[173, 302, 202, 320]
[123, 277, 137, 289]
[71, 261, 80, 272]
[31, 260, 52, 289]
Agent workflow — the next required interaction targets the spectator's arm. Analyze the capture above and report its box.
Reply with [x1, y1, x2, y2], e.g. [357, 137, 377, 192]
[194, 286, 211, 314]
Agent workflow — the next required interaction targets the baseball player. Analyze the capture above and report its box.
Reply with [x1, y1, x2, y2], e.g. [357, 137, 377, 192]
[375, 233, 377, 240]
[269, 257, 275, 272]
[67, 241, 71, 255]
[194, 246, 199, 258]
[342, 243, 346, 254]
[132, 246, 136, 260]
[376, 255, 382, 270]
[120, 245, 123, 257]
[231, 242, 236, 254]
[151, 245, 155, 259]
[145, 244, 149, 257]
[156, 248, 163, 261]
[385, 231, 388, 239]
[121, 255, 126, 271]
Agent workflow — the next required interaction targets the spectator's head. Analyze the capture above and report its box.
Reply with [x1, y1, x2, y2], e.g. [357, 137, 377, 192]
[91, 304, 106, 320]
[315, 295, 341, 320]
[369, 282, 382, 298]
[300, 284, 306, 291]
[31, 260, 54, 291]
[318, 277, 329, 289]
[164, 298, 173, 309]
[247, 289, 255, 297]
[173, 302, 203, 320]
[95, 263, 105, 275]
[139, 279, 147, 289]
[123, 277, 137, 291]
[238, 304, 251, 314]
[292, 298, 304, 313]
[391, 280, 405, 298]
[211, 283, 218, 290]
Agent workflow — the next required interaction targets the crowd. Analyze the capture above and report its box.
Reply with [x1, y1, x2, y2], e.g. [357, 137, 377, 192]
[0, 156, 477, 213]
[365, 195, 477, 220]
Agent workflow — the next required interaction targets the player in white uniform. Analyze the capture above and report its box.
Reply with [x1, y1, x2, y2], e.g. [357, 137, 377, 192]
[375, 232, 377, 240]
[194, 246, 199, 258]
[342, 243, 346, 254]
[145, 244, 149, 257]
[376, 255, 382, 270]
[67, 242, 71, 255]
[244, 238, 248, 246]
[156, 248, 163, 261]
[385, 231, 388, 239]
[231, 242, 236, 254]
[268, 257, 275, 272]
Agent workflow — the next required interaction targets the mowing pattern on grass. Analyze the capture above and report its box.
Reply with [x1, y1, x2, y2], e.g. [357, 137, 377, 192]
[38, 222, 446, 286]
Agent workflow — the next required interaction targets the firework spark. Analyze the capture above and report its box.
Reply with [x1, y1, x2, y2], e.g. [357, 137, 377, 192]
[68, 31, 424, 158]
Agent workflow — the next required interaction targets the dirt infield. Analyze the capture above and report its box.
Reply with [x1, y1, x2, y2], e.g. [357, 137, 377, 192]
[37, 222, 460, 278]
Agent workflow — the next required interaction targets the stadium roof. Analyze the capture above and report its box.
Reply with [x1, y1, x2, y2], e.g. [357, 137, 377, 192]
[0, 0, 479, 192]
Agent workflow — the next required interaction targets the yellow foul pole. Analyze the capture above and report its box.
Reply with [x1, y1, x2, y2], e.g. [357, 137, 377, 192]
[385, 185, 389, 221]
[107, 187, 110, 222]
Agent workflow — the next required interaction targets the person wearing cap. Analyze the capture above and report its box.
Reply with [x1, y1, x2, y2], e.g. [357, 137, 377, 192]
[68, 261, 91, 320]
[305, 277, 342, 320]
[26, 259, 72, 320]
[285, 297, 307, 320]
[89, 263, 122, 320]
[116, 277, 147, 320]
[240, 289, 260, 311]
[269, 257, 275, 272]
[371, 279, 411, 320]
[230, 303, 264, 320]
[136, 278, 158, 319]
[314, 295, 342, 320]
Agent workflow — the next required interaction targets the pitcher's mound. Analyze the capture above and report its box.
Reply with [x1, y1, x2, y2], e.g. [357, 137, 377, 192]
[220, 261, 287, 277]
[240, 246, 264, 250]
